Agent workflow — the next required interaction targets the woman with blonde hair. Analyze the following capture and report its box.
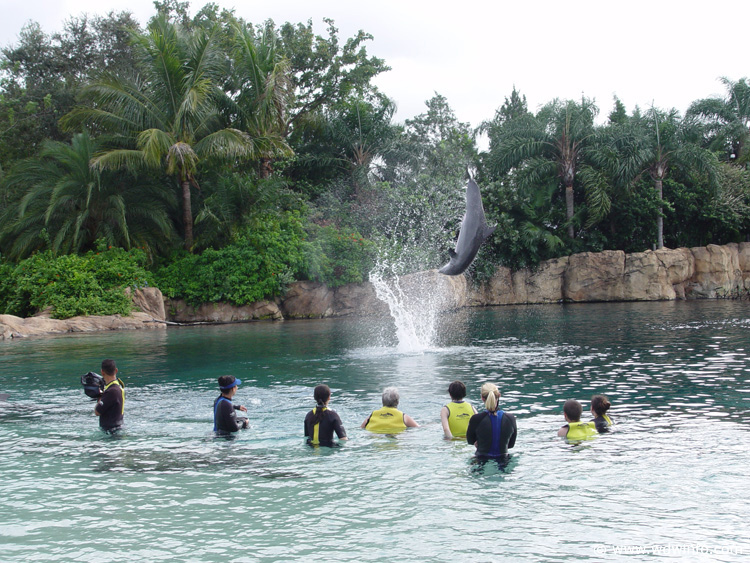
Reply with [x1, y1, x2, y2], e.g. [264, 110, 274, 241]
[466, 383, 517, 458]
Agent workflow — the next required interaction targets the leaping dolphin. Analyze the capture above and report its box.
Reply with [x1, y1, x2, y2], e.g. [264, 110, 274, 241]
[438, 178, 496, 276]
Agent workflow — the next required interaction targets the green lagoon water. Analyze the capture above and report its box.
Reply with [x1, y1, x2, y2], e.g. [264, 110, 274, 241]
[1, 300, 749, 562]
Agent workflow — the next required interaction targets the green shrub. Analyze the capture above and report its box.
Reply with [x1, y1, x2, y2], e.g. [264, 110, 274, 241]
[303, 225, 376, 287]
[155, 211, 307, 306]
[0, 241, 152, 319]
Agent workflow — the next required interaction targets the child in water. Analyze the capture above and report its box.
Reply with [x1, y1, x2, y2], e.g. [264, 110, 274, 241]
[304, 384, 347, 446]
[590, 394, 613, 433]
[557, 399, 597, 440]
[440, 380, 477, 439]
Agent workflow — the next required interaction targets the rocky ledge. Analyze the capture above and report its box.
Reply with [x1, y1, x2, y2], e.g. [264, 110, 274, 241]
[3, 243, 748, 339]
[1, 288, 166, 340]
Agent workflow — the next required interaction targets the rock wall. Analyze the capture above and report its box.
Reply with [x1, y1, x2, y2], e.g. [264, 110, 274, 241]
[4, 244, 748, 339]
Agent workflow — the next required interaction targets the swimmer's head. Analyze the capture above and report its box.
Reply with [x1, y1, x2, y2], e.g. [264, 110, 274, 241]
[591, 395, 611, 416]
[563, 399, 583, 422]
[314, 384, 331, 406]
[382, 387, 400, 408]
[448, 381, 467, 401]
[480, 383, 500, 412]
[218, 375, 241, 391]
[101, 359, 117, 376]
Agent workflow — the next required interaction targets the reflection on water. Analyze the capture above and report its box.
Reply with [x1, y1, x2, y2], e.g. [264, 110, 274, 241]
[1, 300, 749, 561]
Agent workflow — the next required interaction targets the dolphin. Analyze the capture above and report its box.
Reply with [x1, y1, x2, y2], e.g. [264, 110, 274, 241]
[438, 178, 496, 275]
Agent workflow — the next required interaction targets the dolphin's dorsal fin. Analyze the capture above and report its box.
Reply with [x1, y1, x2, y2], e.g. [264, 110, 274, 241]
[484, 225, 497, 239]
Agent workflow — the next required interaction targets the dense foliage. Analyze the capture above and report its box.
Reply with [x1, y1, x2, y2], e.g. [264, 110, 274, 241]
[0, 241, 151, 318]
[1, 2, 749, 318]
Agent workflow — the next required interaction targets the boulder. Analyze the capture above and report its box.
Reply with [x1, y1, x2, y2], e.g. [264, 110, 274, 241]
[125, 287, 166, 321]
[278, 281, 335, 318]
[166, 299, 283, 322]
[688, 244, 741, 297]
[563, 250, 626, 302]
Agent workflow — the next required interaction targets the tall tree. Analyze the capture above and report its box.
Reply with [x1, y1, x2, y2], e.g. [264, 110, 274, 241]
[631, 108, 719, 249]
[230, 23, 294, 178]
[485, 97, 599, 239]
[687, 77, 750, 165]
[61, 17, 253, 250]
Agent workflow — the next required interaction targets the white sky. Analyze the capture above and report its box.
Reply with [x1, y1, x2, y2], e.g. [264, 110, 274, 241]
[1, 0, 749, 130]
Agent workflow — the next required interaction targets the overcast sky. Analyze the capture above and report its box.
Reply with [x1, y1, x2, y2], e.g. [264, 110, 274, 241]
[2, 0, 749, 130]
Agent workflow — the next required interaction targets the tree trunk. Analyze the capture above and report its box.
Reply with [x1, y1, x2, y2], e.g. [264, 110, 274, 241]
[259, 157, 272, 179]
[655, 178, 663, 249]
[182, 180, 193, 251]
[565, 183, 575, 239]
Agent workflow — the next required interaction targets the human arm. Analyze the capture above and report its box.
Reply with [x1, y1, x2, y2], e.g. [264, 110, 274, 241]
[507, 415, 517, 449]
[440, 406, 453, 439]
[235, 404, 247, 413]
[332, 412, 348, 441]
[361, 414, 371, 429]
[404, 414, 419, 428]
[557, 425, 569, 437]
[466, 414, 478, 446]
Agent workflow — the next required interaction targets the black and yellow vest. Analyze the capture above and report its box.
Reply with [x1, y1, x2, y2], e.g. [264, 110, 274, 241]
[445, 401, 473, 437]
[104, 379, 125, 414]
[365, 406, 406, 433]
[309, 406, 326, 445]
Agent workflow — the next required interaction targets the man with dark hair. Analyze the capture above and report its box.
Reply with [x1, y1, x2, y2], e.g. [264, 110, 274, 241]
[557, 399, 597, 440]
[94, 359, 124, 432]
[213, 375, 249, 435]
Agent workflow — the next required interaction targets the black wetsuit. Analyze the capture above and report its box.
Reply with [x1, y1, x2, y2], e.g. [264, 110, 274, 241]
[96, 380, 124, 431]
[593, 414, 612, 433]
[213, 395, 247, 434]
[466, 410, 517, 458]
[304, 406, 346, 447]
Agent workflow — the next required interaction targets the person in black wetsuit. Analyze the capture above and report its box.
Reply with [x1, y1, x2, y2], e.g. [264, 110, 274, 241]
[94, 359, 124, 432]
[213, 375, 249, 435]
[466, 382, 517, 460]
[590, 394, 613, 433]
[304, 384, 347, 447]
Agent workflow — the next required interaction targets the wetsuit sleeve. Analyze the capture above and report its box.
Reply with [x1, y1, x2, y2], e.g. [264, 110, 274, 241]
[506, 414, 517, 449]
[218, 400, 241, 432]
[466, 414, 478, 445]
[331, 412, 347, 439]
[95, 388, 115, 414]
[304, 411, 311, 438]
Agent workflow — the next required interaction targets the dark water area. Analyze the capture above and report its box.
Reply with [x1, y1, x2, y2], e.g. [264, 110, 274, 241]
[1, 300, 748, 562]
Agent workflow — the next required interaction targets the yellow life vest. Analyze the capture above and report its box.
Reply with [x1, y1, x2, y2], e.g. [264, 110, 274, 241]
[104, 379, 125, 414]
[310, 406, 326, 445]
[602, 414, 613, 426]
[445, 401, 474, 437]
[566, 420, 597, 441]
[365, 406, 406, 433]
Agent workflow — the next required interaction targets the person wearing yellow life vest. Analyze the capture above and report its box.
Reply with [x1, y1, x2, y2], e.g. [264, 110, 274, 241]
[590, 394, 613, 433]
[361, 387, 419, 433]
[440, 380, 477, 439]
[558, 399, 597, 440]
[304, 384, 347, 447]
[94, 359, 125, 433]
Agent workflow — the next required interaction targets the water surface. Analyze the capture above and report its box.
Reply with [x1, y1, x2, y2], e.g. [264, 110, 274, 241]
[1, 301, 749, 562]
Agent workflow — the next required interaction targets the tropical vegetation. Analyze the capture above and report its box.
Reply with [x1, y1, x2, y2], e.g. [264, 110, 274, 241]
[1, 1, 749, 318]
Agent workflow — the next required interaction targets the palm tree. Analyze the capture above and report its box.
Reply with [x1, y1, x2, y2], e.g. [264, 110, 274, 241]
[687, 77, 750, 165]
[62, 17, 253, 250]
[230, 24, 294, 178]
[0, 131, 175, 259]
[632, 108, 719, 249]
[486, 98, 599, 239]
